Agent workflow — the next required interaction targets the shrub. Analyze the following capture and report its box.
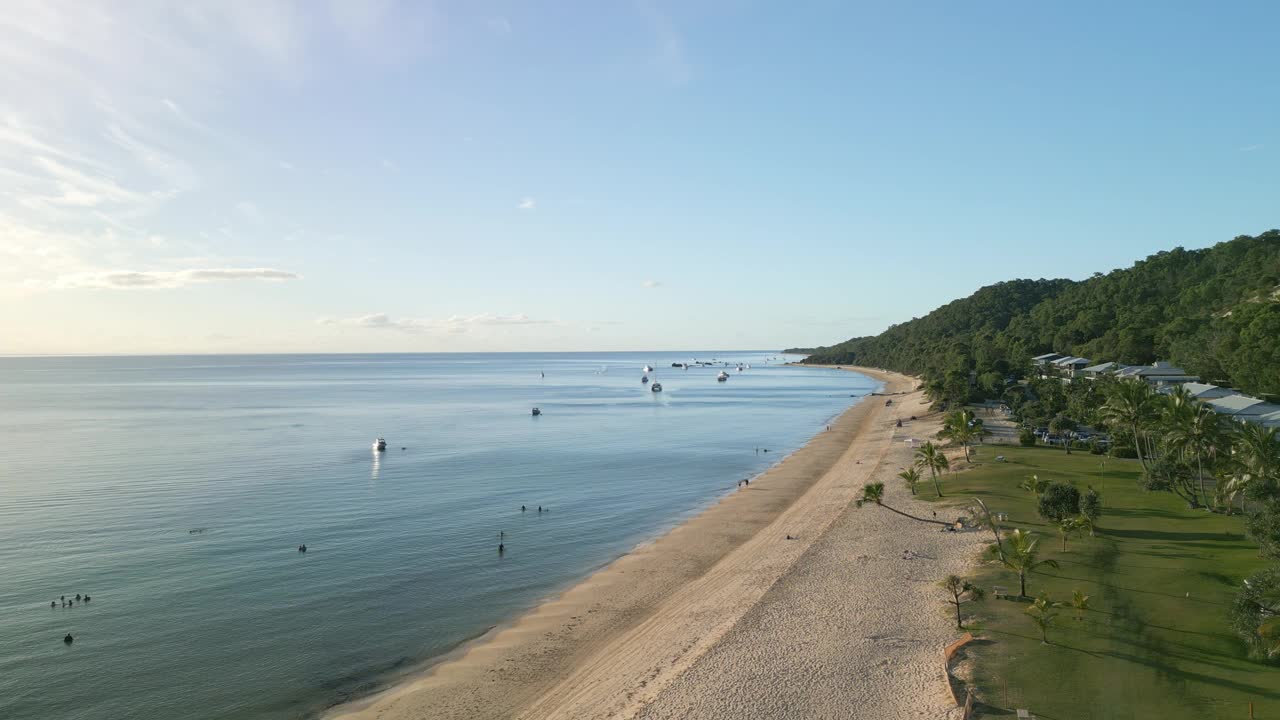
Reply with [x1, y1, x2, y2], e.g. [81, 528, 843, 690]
[1038, 482, 1082, 523]
[1019, 428, 1037, 447]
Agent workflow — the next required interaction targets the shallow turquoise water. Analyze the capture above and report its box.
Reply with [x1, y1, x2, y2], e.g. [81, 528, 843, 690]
[0, 352, 875, 720]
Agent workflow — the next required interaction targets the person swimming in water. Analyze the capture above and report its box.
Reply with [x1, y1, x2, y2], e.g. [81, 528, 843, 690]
[64, 633, 74, 644]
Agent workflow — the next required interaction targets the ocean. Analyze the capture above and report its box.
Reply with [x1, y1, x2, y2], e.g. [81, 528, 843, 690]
[0, 352, 876, 720]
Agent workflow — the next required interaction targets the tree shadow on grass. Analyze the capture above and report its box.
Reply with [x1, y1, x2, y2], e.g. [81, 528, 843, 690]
[1105, 528, 1244, 543]
[1097, 650, 1280, 698]
[1037, 571, 1228, 606]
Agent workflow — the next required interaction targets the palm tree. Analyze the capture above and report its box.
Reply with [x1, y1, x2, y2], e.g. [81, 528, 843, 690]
[1165, 403, 1221, 508]
[915, 441, 950, 497]
[942, 575, 985, 629]
[970, 497, 1005, 562]
[1234, 423, 1280, 491]
[990, 528, 1059, 597]
[854, 482, 948, 525]
[1025, 592, 1061, 644]
[940, 410, 980, 463]
[1019, 474, 1049, 494]
[898, 467, 922, 496]
[1071, 589, 1092, 622]
[1058, 516, 1086, 552]
[1100, 380, 1155, 469]
[1219, 424, 1280, 515]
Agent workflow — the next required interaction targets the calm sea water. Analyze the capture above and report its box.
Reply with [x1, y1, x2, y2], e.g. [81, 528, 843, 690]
[0, 352, 876, 720]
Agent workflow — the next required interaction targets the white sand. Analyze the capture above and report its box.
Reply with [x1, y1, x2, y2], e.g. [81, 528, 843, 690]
[329, 368, 982, 720]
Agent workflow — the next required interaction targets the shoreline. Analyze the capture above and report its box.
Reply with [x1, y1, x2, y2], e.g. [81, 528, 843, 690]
[327, 366, 966, 720]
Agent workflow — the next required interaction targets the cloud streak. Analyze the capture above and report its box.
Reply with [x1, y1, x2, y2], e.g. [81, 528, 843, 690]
[517, 197, 536, 210]
[56, 267, 300, 289]
[321, 312, 550, 334]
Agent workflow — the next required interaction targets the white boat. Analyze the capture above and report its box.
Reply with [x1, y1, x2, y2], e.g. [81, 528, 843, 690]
[643, 365, 654, 373]
[373, 437, 387, 452]
[717, 371, 729, 382]
[651, 382, 663, 392]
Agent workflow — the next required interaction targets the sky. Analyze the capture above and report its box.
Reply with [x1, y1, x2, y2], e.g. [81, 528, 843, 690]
[1, 1, 1277, 355]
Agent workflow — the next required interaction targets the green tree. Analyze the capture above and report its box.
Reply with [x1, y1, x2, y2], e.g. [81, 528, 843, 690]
[1142, 455, 1203, 509]
[1049, 414, 1077, 454]
[854, 482, 948, 525]
[1245, 500, 1280, 559]
[1079, 487, 1102, 536]
[1019, 427, 1037, 447]
[1025, 592, 1061, 644]
[1020, 474, 1049, 494]
[1164, 403, 1221, 508]
[991, 529, 1060, 598]
[914, 442, 950, 497]
[1037, 482, 1082, 523]
[898, 467, 922, 496]
[942, 575, 985, 629]
[1058, 516, 1086, 551]
[970, 497, 1006, 562]
[1100, 380, 1156, 470]
[1071, 589, 1092, 622]
[1229, 567, 1280, 663]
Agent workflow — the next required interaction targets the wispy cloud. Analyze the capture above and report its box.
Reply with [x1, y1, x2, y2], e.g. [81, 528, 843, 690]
[320, 312, 550, 334]
[641, 279, 661, 288]
[636, 1, 691, 85]
[485, 16, 512, 36]
[380, 158, 399, 171]
[1236, 144, 1264, 153]
[517, 197, 536, 210]
[55, 267, 300, 289]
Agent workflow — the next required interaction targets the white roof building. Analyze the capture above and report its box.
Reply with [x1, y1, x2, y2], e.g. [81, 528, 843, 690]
[1205, 394, 1269, 417]
[1180, 382, 1238, 400]
[1115, 361, 1199, 386]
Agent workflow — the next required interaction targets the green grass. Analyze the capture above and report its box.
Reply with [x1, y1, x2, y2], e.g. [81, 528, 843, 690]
[921, 444, 1279, 720]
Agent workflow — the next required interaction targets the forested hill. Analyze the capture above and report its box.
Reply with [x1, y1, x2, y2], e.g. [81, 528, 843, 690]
[800, 230, 1280, 397]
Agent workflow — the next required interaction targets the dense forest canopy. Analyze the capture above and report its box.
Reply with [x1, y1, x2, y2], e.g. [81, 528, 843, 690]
[799, 231, 1280, 397]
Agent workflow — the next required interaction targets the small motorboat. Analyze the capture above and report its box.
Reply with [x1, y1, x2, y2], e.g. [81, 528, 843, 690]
[531, 407, 542, 416]
[717, 371, 729, 382]
[651, 382, 663, 392]
[373, 437, 387, 452]
[643, 365, 654, 373]
[641, 375, 650, 384]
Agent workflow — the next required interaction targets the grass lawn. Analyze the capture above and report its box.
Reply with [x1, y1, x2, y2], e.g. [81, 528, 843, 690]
[921, 444, 1280, 720]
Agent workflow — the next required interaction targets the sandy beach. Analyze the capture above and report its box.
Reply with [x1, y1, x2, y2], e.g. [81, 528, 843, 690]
[330, 367, 981, 720]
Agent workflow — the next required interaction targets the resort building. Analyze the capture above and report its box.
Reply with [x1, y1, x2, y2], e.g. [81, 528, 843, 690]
[1113, 361, 1199, 387]
[1052, 356, 1092, 378]
[1204, 394, 1272, 418]
[1179, 382, 1237, 400]
[1080, 361, 1128, 379]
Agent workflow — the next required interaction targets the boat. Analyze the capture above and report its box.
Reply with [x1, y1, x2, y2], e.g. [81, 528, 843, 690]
[643, 365, 654, 373]
[651, 382, 663, 392]
[717, 371, 729, 382]
[373, 437, 387, 451]
[641, 375, 650, 384]
[531, 407, 541, 416]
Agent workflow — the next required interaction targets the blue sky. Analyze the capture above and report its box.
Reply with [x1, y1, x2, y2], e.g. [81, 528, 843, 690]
[1, 1, 1276, 354]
